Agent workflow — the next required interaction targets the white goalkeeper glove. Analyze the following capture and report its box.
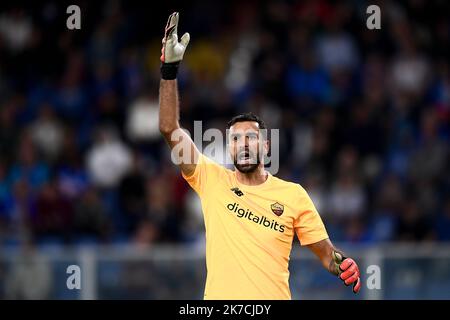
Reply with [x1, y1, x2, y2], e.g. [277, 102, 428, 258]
[160, 12, 190, 79]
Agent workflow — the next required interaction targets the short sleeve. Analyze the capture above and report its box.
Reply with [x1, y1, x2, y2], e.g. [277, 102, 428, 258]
[294, 185, 329, 246]
[181, 153, 223, 196]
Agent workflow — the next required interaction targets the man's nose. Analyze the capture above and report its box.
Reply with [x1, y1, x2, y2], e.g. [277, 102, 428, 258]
[238, 137, 250, 149]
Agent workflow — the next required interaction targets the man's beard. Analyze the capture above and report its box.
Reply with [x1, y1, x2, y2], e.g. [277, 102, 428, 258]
[233, 150, 262, 173]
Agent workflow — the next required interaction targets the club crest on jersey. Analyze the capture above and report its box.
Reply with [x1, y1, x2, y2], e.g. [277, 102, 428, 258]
[270, 202, 284, 216]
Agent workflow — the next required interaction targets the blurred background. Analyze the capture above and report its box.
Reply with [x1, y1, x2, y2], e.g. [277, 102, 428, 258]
[0, 0, 448, 299]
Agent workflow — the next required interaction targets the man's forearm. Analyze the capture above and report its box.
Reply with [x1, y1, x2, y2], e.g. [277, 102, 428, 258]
[322, 247, 344, 276]
[159, 79, 180, 135]
[328, 248, 346, 275]
[307, 240, 345, 275]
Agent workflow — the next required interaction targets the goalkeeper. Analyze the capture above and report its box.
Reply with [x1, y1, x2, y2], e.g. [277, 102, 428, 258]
[159, 12, 361, 299]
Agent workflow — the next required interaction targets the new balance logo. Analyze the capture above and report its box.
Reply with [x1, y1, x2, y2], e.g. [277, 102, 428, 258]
[231, 187, 244, 197]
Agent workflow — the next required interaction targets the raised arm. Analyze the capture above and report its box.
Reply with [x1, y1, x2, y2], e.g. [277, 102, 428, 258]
[307, 238, 361, 293]
[159, 12, 199, 177]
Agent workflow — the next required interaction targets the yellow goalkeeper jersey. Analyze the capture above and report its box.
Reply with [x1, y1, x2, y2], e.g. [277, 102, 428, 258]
[182, 154, 329, 300]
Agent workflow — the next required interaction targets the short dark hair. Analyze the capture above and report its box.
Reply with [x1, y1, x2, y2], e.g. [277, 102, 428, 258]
[226, 112, 267, 130]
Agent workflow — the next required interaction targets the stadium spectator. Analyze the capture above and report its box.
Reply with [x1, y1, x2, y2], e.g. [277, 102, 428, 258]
[32, 178, 74, 241]
[86, 126, 132, 189]
[29, 103, 64, 163]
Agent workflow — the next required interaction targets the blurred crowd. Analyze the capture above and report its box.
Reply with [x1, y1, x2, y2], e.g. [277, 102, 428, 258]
[0, 0, 448, 248]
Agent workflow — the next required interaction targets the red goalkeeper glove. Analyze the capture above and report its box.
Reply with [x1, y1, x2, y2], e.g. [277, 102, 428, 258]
[332, 250, 361, 294]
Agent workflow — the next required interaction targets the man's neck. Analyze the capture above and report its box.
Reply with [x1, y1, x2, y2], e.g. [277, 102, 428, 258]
[235, 165, 268, 186]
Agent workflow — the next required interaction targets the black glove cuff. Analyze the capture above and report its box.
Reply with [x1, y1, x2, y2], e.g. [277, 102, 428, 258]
[161, 62, 180, 80]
